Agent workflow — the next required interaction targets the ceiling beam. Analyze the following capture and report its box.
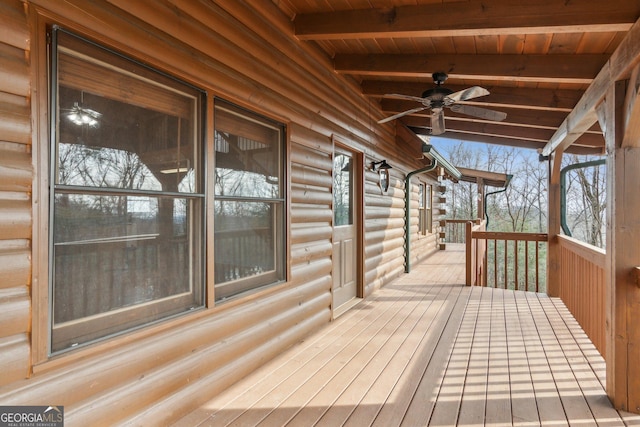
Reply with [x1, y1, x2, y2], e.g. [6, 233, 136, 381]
[365, 81, 582, 111]
[295, 0, 639, 40]
[411, 128, 602, 155]
[623, 63, 640, 147]
[456, 167, 510, 187]
[543, 16, 640, 155]
[402, 116, 603, 147]
[335, 54, 607, 84]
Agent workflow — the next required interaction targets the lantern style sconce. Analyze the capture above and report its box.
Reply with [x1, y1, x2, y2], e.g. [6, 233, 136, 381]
[371, 160, 392, 193]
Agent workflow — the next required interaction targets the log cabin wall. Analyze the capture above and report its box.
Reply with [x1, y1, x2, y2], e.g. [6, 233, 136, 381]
[0, 0, 32, 387]
[0, 0, 440, 423]
[408, 178, 440, 266]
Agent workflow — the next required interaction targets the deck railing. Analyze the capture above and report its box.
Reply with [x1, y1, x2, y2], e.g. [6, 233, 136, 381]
[465, 220, 486, 286]
[463, 226, 606, 358]
[467, 227, 548, 292]
[557, 235, 606, 358]
[441, 219, 475, 244]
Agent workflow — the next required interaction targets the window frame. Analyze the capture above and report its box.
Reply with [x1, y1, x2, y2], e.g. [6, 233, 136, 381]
[212, 99, 287, 302]
[425, 183, 433, 234]
[418, 183, 425, 235]
[48, 27, 207, 354]
[333, 151, 354, 227]
[418, 182, 433, 235]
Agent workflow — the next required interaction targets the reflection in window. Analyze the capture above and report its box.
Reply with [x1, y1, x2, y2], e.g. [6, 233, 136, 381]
[214, 100, 285, 301]
[50, 29, 205, 353]
[333, 154, 353, 226]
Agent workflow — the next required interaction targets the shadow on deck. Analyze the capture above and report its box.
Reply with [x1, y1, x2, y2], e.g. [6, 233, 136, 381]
[175, 247, 640, 426]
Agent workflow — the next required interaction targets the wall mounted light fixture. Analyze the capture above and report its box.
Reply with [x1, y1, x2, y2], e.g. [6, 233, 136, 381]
[371, 160, 392, 193]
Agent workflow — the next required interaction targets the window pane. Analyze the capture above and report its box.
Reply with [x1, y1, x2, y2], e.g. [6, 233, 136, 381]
[57, 47, 200, 193]
[213, 100, 285, 301]
[426, 185, 433, 233]
[214, 106, 281, 198]
[52, 193, 202, 350]
[214, 201, 282, 299]
[334, 154, 353, 226]
[51, 30, 204, 353]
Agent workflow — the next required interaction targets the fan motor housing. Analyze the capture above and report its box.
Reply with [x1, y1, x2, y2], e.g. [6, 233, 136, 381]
[421, 87, 453, 104]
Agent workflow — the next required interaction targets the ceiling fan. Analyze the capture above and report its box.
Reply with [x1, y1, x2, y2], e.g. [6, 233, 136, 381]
[378, 72, 507, 135]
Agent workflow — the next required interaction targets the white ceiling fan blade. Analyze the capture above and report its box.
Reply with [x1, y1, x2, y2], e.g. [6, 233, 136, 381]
[447, 86, 490, 102]
[450, 104, 507, 122]
[383, 93, 429, 103]
[378, 106, 427, 124]
[431, 109, 446, 135]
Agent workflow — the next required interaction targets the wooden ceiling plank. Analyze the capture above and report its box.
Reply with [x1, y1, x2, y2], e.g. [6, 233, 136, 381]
[474, 35, 500, 55]
[334, 53, 607, 84]
[364, 81, 582, 111]
[548, 33, 584, 54]
[522, 34, 552, 55]
[500, 34, 526, 54]
[294, 0, 639, 40]
[542, 16, 640, 155]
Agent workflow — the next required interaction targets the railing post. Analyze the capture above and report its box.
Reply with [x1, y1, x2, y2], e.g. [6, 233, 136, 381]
[547, 149, 563, 297]
[604, 79, 640, 413]
[465, 221, 472, 286]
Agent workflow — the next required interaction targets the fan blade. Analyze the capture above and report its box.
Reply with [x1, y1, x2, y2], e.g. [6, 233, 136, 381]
[447, 86, 489, 102]
[378, 106, 427, 124]
[450, 104, 507, 122]
[431, 109, 446, 135]
[383, 93, 429, 103]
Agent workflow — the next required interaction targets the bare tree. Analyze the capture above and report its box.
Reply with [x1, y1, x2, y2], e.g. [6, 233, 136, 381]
[564, 154, 606, 247]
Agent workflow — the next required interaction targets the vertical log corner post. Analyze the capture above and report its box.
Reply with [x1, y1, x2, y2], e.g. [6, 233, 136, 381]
[601, 75, 640, 413]
[546, 149, 563, 298]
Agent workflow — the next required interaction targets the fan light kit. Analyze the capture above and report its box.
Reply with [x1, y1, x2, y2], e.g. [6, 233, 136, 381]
[66, 102, 101, 127]
[378, 72, 507, 135]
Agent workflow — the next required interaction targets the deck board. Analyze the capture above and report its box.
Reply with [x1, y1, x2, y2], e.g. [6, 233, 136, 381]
[174, 246, 638, 426]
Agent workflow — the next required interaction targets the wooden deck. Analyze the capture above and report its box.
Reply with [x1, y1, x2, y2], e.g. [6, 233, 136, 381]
[175, 246, 640, 426]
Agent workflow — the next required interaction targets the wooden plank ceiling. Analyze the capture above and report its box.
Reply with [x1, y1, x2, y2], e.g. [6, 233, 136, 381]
[276, 0, 640, 155]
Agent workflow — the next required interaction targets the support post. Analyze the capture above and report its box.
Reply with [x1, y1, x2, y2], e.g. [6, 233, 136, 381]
[465, 221, 472, 286]
[477, 177, 485, 221]
[602, 79, 640, 413]
[546, 149, 563, 297]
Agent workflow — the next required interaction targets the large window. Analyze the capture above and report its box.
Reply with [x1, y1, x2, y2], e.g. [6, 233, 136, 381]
[50, 29, 205, 353]
[213, 100, 285, 301]
[419, 183, 433, 235]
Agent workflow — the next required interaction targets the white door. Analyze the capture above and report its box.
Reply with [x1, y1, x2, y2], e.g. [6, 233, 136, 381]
[332, 151, 359, 310]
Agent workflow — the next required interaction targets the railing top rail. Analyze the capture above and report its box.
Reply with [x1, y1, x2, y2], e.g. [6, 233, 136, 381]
[472, 231, 549, 242]
[557, 234, 605, 253]
[471, 220, 486, 232]
[443, 219, 477, 224]
[557, 234, 605, 268]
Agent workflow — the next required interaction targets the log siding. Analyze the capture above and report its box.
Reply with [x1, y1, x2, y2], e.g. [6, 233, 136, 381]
[0, 0, 440, 424]
[0, 0, 31, 388]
